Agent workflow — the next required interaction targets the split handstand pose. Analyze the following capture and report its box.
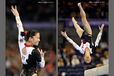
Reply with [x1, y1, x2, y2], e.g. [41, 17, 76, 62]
[61, 3, 104, 64]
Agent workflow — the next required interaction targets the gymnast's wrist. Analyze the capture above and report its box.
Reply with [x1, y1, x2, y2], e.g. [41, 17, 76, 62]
[41, 55, 44, 57]
[99, 31, 102, 34]
[15, 15, 20, 18]
[41, 56, 45, 61]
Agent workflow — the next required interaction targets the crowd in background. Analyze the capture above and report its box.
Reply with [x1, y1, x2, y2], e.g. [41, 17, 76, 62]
[58, 0, 108, 19]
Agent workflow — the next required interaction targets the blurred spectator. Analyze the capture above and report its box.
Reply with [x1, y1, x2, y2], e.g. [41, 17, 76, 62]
[58, 49, 62, 58]
[100, 57, 105, 65]
[100, 41, 108, 49]
[58, 58, 64, 67]
[71, 55, 80, 67]
[103, 51, 109, 65]
[45, 62, 55, 76]
[62, 48, 69, 59]
[61, 72, 66, 76]
[65, 57, 70, 66]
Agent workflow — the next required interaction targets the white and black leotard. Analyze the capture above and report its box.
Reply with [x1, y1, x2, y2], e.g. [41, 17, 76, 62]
[15, 16, 45, 71]
[66, 31, 102, 54]
[22, 44, 42, 69]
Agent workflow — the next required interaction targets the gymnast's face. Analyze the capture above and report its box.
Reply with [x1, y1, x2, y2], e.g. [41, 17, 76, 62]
[31, 33, 40, 46]
[84, 47, 92, 63]
[84, 55, 92, 64]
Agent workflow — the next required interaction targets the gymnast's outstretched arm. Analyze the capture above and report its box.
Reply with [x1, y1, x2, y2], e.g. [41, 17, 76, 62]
[95, 24, 104, 47]
[61, 31, 82, 51]
[11, 6, 25, 49]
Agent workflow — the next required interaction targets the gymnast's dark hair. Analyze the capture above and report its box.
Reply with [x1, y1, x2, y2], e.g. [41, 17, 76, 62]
[21, 30, 39, 41]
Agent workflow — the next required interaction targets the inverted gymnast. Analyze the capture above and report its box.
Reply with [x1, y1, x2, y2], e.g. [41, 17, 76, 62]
[61, 3, 104, 64]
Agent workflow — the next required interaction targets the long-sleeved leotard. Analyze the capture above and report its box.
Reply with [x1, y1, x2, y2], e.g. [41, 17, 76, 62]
[15, 16, 45, 68]
[66, 32, 102, 54]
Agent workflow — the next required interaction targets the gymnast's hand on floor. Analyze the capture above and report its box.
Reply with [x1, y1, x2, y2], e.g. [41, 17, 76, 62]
[11, 5, 19, 16]
[99, 24, 104, 33]
[61, 31, 68, 38]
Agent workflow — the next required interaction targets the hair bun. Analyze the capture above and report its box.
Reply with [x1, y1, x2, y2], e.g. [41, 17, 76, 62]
[21, 31, 28, 36]
[21, 32, 25, 36]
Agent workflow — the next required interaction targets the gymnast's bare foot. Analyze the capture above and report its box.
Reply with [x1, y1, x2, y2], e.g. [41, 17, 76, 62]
[77, 2, 81, 7]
